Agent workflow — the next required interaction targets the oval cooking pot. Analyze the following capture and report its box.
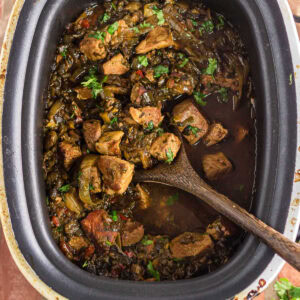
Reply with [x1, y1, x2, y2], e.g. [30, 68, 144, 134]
[0, 0, 298, 299]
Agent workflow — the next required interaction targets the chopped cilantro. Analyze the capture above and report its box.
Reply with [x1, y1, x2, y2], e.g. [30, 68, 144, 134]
[105, 240, 112, 246]
[186, 125, 200, 137]
[147, 261, 160, 281]
[60, 48, 67, 58]
[59, 184, 70, 193]
[152, 6, 165, 25]
[166, 192, 179, 206]
[140, 21, 151, 28]
[89, 31, 106, 42]
[218, 87, 228, 103]
[107, 22, 119, 35]
[142, 236, 154, 245]
[112, 210, 118, 222]
[146, 120, 154, 131]
[111, 2, 117, 10]
[89, 184, 94, 191]
[193, 91, 208, 106]
[203, 58, 218, 77]
[165, 148, 174, 164]
[153, 65, 169, 78]
[82, 261, 88, 268]
[56, 225, 63, 233]
[179, 58, 189, 68]
[191, 19, 198, 27]
[100, 13, 110, 23]
[216, 15, 225, 30]
[86, 149, 90, 154]
[289, 73, 293, 86]
[132, 26, 139, 33]
[199, 20, 214, 35]
[81, 71, 107, 98]
[178, 53, 185, 59]
[110, 117, 118, 125]
[138, 55, 148, 67]
[275, 278, 300, 300]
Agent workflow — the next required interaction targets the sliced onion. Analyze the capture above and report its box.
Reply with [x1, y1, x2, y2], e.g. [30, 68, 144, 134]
[64, 187, 83, 215]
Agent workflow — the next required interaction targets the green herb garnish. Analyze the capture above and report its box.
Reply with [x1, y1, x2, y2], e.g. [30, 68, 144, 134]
[166, 192, 179, 206]
[56, 225, 63, 233]
[274, 278, 300, 300]
[100, 13, 110, 23]
[138, 55, 148, 67]
[112, 210, 118, 222]
[165, 148, 174, 164]
[216, 15, 225, 30]
[186, 125, 200, 137]
[193, 91, 208, 106]
[59, 184, 70, 193]
[154, 65, 169, 78]
[179, 58, 189, 68]
[147, 261, 160, 281]
[132, 26, 140, 33]
[203, 58, 217, 77]
[199, 20, 214, 35]
[89, 31, 106, 42]
[89, 184, 94, 191]
[81, 70, 107, 98]
[107, 22, 119, 35]
[140, 21, 151, 28]
[289, 73, 293, 86]
[60, 48, 67, 58]
[86, 149, 90, 154]
[110, 117, 118, 125]
[142, 236, 154, 245]
[82, 261, 88, 268]
[178, 53, 184, 59]
[105, 240, 112, 246]
[152, 6, 165, 25]
[146, 120, 154, 131]
[111, 2, 117, 10]
[218, 87, 228, 103]
[191, 19, 198, 27]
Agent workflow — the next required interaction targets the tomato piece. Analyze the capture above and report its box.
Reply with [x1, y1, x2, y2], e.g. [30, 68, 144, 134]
[84, 245, 95, 258]
[119, 213, 128, 221]
[81, 19, 90, 29]
[136, 70, 144, 78]
[52, 216, 60, 227]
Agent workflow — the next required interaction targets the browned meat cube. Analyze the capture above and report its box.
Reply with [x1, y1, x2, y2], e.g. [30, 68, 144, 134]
[129, 106, 164, 127]
[59, 141, 82, 170]
[150, 133, 181, 162]
[89, 166, 102, 194]
[173, 99, 209, 144]
[130, 82, 147, 104]
[125, 2, 142, 12]
[79, 35, 107, 61]
[202, 152, 233, 181]
[68, 236, 89, 251]
[136, 27, 175, 54]
[145, 69, 155, 82]
[166, 73, 196, 95]
[170, 232, 213, 259]
[203, 123, 228, 147]
[121, 219, 144, 246]
[206, 217, 237, 241]
[98, 156, 134, 195]
[95, 131, 124, 156]
[201, 74, 239, 91]
[74, 87, 93, 100]
[143, 2, 158, 17]
[136, 183, 151, 209]
[83, 120, 102, 151]
[103, 53, 130, 75]
[81, 210, 119, 246]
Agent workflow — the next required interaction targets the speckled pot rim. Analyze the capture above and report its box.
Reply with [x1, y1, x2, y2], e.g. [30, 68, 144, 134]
[0, 1, 299, 299]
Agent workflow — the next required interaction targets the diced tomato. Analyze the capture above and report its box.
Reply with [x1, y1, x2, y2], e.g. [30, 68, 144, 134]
[119, 213, 128, 221]
[52, 216, 60, 227]
[124, 251, 134, 258]
[84, 245, 95, 258]
[136, 70, 144, 78]
[81, 19, 90, 29]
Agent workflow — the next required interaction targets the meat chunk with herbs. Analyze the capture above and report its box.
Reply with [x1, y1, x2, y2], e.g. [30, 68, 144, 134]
[95, 131, 124, 156]
[83, 120, 102, 151]
[59, 141, 82, 170]
[173, 99, 209, 144]
[98, 156, 134, 195]
[150, 133, 181, 162]
[170, 232, 214, 259]
[79, 34, 107, 61]
[201, 75, 239, 91]
[203, 123, 228, 147]
[136, 26, 175, 54]
[129, 106, 164, 127]
[68, 236, 89, 251]
[166, 72, 196, 95]
[103, 53, 130, 75]
[130, 82, 147, 104]
[74, 87, 93, 100]
[81, 210, 119, 246]
[202, 152, 233, 181]
[121, 219, 144, 246]
[206, 217, 237, 241]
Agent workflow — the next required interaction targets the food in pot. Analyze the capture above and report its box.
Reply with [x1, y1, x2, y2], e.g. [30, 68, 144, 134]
[43, 0, 256, 281]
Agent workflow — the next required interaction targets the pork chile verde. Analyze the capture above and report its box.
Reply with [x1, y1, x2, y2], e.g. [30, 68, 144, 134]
[43, 0, 256, 281]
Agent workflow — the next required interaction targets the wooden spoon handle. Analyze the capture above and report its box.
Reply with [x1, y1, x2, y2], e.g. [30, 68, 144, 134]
[183, 174, 300, 271]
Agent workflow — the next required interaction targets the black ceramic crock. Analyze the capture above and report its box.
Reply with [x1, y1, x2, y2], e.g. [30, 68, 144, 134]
[1, 0, 297, 299]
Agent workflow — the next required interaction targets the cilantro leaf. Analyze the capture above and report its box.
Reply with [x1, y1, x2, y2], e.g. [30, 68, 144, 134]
[89, 31, 106, 42]
[191, 19, 198, 27]
[179, 58, 189, 68]
[146, 120, 154, 131]
[152, 6, 165, 25]
[89, 184, 94, 191]
[153, 65, 169, 78]
[165, 148, 174, 164]
[105, 240, 112, 246]
[81, 71, 107, 98]
[60, 48, 67, 58]
[142, 236, 154, 245]
[216, 15, 225, 30]
[111, 210, 118, 222]
[203, 58, 218, 76]
[193, 91, 208, 106]
[107, 22, 119, 35]
[132, 26, 139, 33]
[147, 261, 160, 281]
[110, 117, 118, 125]
[140, 21, 151, 28]
[82, 261, 88, 268]
[59, 184, 70, 193]
[186, 125, 200, 137]
[138, 55, 148, 67]
[166, 192, 179, 206]
[199, 20, 214, 35]
[100, 13, 110, 23]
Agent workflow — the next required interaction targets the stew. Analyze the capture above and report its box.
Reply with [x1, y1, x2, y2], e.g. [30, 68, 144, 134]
[43, 0, 256, 281]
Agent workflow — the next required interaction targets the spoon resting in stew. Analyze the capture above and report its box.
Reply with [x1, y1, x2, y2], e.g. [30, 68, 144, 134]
[134, 131, 300, 271]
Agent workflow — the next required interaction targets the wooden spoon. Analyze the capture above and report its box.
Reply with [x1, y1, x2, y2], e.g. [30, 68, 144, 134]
[134, 135, 300, 271]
